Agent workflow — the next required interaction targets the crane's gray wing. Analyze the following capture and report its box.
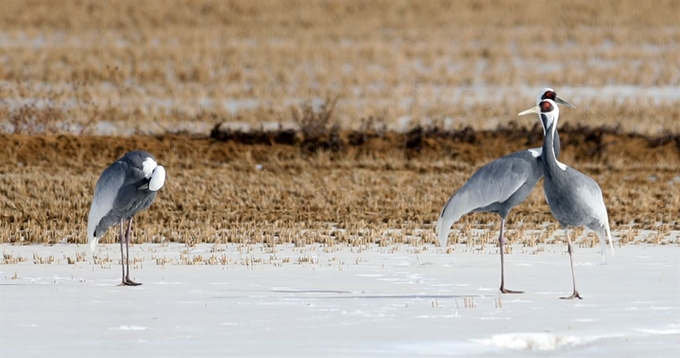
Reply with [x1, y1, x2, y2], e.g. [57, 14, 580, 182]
[87, 161, 126, 251]
[547, 168, 614, 261]
[572, 171, 612, 249]
[436, 155, 535, 247]
[551, 169, 609, 227]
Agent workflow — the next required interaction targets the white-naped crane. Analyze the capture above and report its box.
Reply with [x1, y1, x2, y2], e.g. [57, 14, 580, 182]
[518, 99, 614, 299]
[87, 150, 166, 286]
[436, 88, 575, 294]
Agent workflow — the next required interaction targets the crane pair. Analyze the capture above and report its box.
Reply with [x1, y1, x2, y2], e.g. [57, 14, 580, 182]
[436, 88, 614, 299]
[86, 89, 614, 295]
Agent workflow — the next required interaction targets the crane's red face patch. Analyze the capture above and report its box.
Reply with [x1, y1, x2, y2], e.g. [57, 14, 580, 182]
[540, 101, 554, 113]
[541, 90, 556, 101]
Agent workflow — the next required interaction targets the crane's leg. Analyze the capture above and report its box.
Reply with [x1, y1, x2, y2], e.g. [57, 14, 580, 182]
[122, 217, 142, 286]
[560, 229, 582, 299]
[118, 221, 127, 286]
[498, 218, 523, 294]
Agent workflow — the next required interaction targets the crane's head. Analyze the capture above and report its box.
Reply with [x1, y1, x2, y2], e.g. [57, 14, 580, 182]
[531, 88, 574, 136]
[518, 99, 560, 132]
[141, 157, 166, 191]
[537, 87, 575, 108]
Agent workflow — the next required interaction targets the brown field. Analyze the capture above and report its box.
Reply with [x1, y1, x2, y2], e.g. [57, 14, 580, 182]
[1, 129, 678, 246]
[0, 0, 678, 246]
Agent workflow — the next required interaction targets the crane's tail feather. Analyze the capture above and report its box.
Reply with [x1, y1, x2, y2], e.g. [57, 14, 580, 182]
[89, 237, 100, 253]
[435, 194, 467, 248]
[597, 223, 615, 264]
[435, 216, 452, 248]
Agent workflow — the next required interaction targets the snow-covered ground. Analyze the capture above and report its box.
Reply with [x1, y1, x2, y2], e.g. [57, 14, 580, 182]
[1, 242, 678, 357]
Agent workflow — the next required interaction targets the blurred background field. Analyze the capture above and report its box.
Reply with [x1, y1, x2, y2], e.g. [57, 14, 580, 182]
[1, 0, 679, 135]
[0, 0, 678, 246]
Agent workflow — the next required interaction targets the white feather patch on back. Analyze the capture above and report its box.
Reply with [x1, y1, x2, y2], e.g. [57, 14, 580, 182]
[528, 148, 542, 158]
[555, 157, 567, 171]
[149, 166, 166, 191]
[142, 157, 157, 178]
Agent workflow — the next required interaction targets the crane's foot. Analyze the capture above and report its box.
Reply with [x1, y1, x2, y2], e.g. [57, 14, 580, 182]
[560, 291, 582, 300]
[500, 287, 524, 294]
[119, 277, 142, 286]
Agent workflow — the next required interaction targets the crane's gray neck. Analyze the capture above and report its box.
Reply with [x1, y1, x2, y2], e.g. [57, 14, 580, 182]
[540, 122, 560, 159]
[541, 114, 565, 176]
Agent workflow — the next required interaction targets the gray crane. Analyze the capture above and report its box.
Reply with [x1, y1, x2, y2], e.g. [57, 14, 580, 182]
[87, 150, 166, 286]
[518, 99, 614, 299]
[436, 88, 574, 294]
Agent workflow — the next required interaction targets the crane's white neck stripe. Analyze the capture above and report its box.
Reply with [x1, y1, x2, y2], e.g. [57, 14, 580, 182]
[142, 157, 157, 178]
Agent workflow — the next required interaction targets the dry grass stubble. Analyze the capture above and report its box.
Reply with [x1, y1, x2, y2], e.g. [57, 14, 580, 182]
[0, 133, 677, 247]
[0, 1, 678, 247]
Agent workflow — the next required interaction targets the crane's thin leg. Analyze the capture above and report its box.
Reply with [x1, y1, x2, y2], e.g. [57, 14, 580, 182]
[122, 217, 141, 286]
[498, 218, 523, 294]
[118, 221, 126, 286]
[125, 217, 132, 277]
[561, 229, 582, 299]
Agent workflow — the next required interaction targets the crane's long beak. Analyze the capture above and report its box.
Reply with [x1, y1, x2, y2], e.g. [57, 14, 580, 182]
[518, 105, 540, 116]
[555, 96, 575, 109]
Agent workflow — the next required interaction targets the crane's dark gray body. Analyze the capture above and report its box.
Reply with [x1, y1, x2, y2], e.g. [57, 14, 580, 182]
[538, 110, 612, 250]
[439, 143, 557, 223]
[543, 165, 608, 233]
[435, 139, 558, 294]
[87, 150, 165, 286]
[465, 151, 543, 218]
[90, 151, 158, 239]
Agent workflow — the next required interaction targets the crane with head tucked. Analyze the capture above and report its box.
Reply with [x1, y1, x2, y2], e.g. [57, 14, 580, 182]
[87, 150, 166, 286]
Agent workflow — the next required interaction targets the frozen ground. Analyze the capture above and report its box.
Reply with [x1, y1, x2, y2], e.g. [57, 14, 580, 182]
[1, 242, 678, 357]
